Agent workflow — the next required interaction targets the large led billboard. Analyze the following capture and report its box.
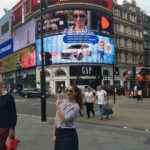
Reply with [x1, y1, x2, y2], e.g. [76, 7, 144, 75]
[36, 4, 114, 65]
[13, 19, 36, 52]
[0, 44, 36, 73]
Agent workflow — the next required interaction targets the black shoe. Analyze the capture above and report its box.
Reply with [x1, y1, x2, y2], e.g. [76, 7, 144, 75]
[80, 113, 84, 117]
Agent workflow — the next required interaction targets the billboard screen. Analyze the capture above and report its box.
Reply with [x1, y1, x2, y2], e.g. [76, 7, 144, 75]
[13, 19, 36, 52]
[48, 0, 113, 10]
[36, 8, 114, 65]
[0, 44, 36, 73]
[0, 38, 13, 58]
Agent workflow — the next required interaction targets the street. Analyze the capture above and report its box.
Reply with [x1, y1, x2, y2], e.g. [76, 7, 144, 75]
[15, 95, 150, 129]
[15, 114, 150, 150]
[12, 95, 150, 149]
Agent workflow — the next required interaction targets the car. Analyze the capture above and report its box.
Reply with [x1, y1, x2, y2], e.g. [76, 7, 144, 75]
[61, 44, 92, 60]
[21, 88, 50, 98]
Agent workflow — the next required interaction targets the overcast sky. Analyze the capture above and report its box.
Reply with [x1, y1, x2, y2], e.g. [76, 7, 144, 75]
[0, 0, 150, 18]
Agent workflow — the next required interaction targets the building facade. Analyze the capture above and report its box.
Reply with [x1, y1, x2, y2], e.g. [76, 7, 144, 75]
[113, 0, 144, 73]
[143, 14, 150, 66]
[0, 10, 12, 44]
[0, 0, 149, 94]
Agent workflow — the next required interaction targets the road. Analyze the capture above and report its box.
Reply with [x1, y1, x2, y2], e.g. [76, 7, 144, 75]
[15, 96, 56, 117]
[15, 95, 150, 118]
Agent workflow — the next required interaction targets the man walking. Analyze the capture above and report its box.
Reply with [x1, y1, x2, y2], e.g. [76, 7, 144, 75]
[94, 85, 108, 120]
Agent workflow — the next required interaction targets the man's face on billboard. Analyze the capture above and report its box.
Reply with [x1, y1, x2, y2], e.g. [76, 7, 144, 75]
[73, 10, 87, 28]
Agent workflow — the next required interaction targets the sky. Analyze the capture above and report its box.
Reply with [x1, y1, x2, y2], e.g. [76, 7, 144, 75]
[0, 0, 150, 18]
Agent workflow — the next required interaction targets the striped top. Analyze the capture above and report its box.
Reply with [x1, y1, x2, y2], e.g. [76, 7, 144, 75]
[55, 99, 80, 128]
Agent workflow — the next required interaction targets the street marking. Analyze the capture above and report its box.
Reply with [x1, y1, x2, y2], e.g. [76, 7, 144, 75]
[17, 113, 54, 120]
[123, 126, 128, 129]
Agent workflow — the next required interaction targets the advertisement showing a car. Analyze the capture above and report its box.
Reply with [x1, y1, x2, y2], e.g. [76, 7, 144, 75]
[35, 8, 114, 65]
[61, 44, 91, 60]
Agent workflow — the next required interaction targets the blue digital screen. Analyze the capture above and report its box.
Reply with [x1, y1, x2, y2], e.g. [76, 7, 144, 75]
[36, 34, 114, 65]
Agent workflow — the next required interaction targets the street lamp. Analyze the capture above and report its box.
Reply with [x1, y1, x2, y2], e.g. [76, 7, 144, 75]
[40, 0, 47, 122]
[113, 64, 116, 104]
[17, 61, 22, 95]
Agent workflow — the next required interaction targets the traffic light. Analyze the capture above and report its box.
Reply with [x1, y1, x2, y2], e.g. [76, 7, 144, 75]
[103, 70, 108, 76]
[114, 67, 119, 75]
[45, 52, 52, 66]
[132, 66, 136, 79]
[41, 0, 48, 9]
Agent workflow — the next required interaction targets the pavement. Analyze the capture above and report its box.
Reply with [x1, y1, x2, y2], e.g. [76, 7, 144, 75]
[77, 96, 150, 130]
[14, 96, 150, 150]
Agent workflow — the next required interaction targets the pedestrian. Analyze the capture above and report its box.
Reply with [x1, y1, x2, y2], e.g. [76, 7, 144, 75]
[0, 81, 17, 150]
[48, 86, 51, 97]
[94, 85, 108, 120]
[52, 85, 83, 150]
[137, 88, 142, 102]
[84, 86, 95, 119]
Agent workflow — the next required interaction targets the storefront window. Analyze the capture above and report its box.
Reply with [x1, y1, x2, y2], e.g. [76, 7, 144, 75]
[55, 70, 66, 76]
[55, 81, 65, 94]
[45, 71, 50, 77]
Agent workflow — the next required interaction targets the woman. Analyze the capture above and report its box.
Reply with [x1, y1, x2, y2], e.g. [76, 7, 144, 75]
[52, 85, 83, 150]
[0, 82, 17, 150]
[84, 87, 95, 119]
[64, 10, 93, 34]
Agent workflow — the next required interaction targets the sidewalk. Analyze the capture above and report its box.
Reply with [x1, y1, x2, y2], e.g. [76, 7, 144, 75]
[77, 96, 150, 130]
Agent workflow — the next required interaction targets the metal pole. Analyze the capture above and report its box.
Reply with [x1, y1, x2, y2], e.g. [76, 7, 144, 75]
[19, 66, 21, 95]
[113, 64, 116, 104]
[40, 0, 47, 122]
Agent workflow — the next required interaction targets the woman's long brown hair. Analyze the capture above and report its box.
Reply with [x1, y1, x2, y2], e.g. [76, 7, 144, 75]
[72, 85, 84, 110]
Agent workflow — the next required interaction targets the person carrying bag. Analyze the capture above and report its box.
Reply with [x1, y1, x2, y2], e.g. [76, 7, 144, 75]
[7, 136, 20, 150]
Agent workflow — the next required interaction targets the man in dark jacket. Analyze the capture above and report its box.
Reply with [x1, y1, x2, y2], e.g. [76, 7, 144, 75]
[0, 82, 17, 150]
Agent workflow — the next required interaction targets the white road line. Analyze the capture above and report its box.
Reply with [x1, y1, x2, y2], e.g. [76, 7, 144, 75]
[123, 126, 128, 129]
[17, 113, 54, 120]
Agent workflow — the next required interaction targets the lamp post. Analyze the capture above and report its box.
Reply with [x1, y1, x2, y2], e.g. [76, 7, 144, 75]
[40, 0, 47, 122]
[17, 61, 22, 95]
[113, 64, 116, 104]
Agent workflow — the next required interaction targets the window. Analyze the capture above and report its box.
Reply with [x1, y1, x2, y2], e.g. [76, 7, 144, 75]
[55, 81, 65, 94]
[55, 70, 66, 76]
[13, 6, 22, 25]
[32, 0, 40, 12]
[45, 71, 50, 77]
[1, 21, 9, 35]
[24, 0, 31, 17]
[114, 80, 120, 87]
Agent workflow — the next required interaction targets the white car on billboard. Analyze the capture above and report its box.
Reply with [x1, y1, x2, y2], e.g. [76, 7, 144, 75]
[61, 44, 92, 60]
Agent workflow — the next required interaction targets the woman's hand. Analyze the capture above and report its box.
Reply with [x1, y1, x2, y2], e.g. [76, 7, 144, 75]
[52, 135, 56, 144]
[55, 96, 65, 122]
[55, 96, 61, 108]
[9, 129, 15, 138]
